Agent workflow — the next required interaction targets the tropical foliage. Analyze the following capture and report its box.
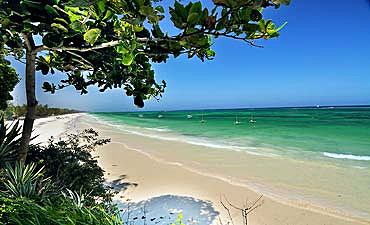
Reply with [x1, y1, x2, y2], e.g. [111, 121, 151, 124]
[0, 0, 289, 160]
[26, 129, 112, 204]
[0, 117, 21, 167]
[0, 45, 18, 111]
[1, 162, 50, 198]
[0, 124, 121, 225]
[0, 191, 122, 225]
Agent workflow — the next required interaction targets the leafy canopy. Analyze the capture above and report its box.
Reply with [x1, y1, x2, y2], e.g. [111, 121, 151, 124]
[0, 0, 289, 107]
[0, 45, 18, 111]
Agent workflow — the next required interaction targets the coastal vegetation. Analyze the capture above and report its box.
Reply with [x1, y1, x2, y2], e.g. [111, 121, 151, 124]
[0, 51, 18, 111]
[0, 0, 289, 162]
[0, 117, 121, 224]
[3, 104, 80, 120]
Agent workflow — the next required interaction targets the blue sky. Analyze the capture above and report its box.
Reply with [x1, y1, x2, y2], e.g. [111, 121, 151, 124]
[12, 0, 370, 112]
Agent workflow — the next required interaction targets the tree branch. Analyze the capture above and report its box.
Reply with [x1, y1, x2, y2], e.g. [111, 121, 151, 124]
[22, 33, 34, 51]
[65, 50, 94, 68]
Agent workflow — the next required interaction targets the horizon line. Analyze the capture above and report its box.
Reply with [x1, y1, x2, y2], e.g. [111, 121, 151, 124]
[89, 104, 370, 113]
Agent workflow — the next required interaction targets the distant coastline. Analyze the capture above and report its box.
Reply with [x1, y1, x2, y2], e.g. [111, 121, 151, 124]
[2, 104, 81, 120]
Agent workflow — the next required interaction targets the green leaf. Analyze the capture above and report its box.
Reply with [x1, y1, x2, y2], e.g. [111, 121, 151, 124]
[116, 45, 129, 54]
[44, 5, 59, 17]
[97, 0, 106, 14]
[174, 1, 187, 20]
[83, 28, 101, 45]
[102, 9, 113, 21]
[187, 13, 199, 25]
[42, 33, 63, 47]
[250, 9, 262, 22]
[133, 24, 144, 32]
[51, 23, 68, 32]
[140, 6, 154, 17]
[155, 6, 164, 14]
[190, 2, 202, 14]
[121, 53, 134, 66]
[70, 21, 86, 32]
[152, 24, 164, 38]
[54, 17, 69, 25]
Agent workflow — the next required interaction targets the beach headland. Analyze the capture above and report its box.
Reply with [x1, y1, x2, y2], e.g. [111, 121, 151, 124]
[32, 113, 369, 225]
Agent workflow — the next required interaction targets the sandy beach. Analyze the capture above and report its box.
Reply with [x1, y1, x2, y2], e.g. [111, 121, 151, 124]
[33, 113, 369, 225]
[5, 113, 83, 144]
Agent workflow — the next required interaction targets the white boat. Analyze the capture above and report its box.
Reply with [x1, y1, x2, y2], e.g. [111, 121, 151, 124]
[158, 114, 163, 118]
[249, 115, 256, 123]
[200, 114, 206, 123]
[138, 114, 144, 118]
[234, 116, 241, 125]
[187, 114, 193, 119]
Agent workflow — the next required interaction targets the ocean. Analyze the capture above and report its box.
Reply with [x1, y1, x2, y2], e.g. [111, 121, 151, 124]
[93, 106, 370, 165]
[91, 106, 370, 220]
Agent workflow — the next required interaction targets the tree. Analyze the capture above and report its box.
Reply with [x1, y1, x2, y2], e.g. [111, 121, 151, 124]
[0, 45, 18, 112]
[0, 0, 289, 162]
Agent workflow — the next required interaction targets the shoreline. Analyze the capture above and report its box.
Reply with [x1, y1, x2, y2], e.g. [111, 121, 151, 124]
[32, 113, 369, 225]
[87, 114, 370, 222]
[109, 140, 368, 224]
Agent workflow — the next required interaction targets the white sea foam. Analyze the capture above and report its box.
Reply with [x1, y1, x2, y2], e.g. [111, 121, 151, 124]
[90, 115, 370, 163]
[143, 127, 170, 132]
[89, 115, 278, 157]
[323, 152, 370, 161]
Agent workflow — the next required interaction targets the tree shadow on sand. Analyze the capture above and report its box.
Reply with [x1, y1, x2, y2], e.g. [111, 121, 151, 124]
[105, 175, 138, 193]
[116, 195, 219, 225]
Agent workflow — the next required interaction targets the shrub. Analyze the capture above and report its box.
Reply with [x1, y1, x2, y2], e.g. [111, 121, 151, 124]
[0, 118, 21, 167]
[1, 162, 51, 199]
[26, 129, 112, 204]
[0, 159, 121, 225]
[0, 195, 122, 225]
[0, 125, 122, 224]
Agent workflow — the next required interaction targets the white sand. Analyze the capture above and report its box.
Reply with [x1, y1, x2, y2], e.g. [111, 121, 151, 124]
[6, 113, 84, 144]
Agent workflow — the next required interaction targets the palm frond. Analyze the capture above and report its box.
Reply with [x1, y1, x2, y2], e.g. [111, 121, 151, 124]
[2, 162, 51, 198]
[0, 116, 22, 166]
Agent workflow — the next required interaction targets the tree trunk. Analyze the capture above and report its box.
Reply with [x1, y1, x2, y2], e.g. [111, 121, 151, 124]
[18, 50, 37, 162]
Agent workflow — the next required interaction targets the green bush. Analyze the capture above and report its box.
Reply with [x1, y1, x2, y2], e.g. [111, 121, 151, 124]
[0, 195, 122, 225]
[26, 129, 112, 204]
[0, 124, 123, 224]
[1, 162, 51, 199]
[0, 118, 21, 167]
[0, 161, 121, 225]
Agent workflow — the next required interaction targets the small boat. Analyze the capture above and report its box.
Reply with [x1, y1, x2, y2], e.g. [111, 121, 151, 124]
[187, 114, 193, 119]
[249, 115, 256, 123]
[234, 116, 241, 125]
[138, 114, 144, 118]
[158, 114, 163, 118]
[200, 114, 206, 123]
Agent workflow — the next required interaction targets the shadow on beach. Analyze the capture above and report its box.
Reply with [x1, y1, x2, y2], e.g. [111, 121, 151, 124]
[106, 175, 138, 193]
[116, 195, 219, 225]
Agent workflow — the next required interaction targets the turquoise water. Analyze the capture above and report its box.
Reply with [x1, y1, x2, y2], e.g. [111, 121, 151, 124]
[92, 107, 370, 167]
